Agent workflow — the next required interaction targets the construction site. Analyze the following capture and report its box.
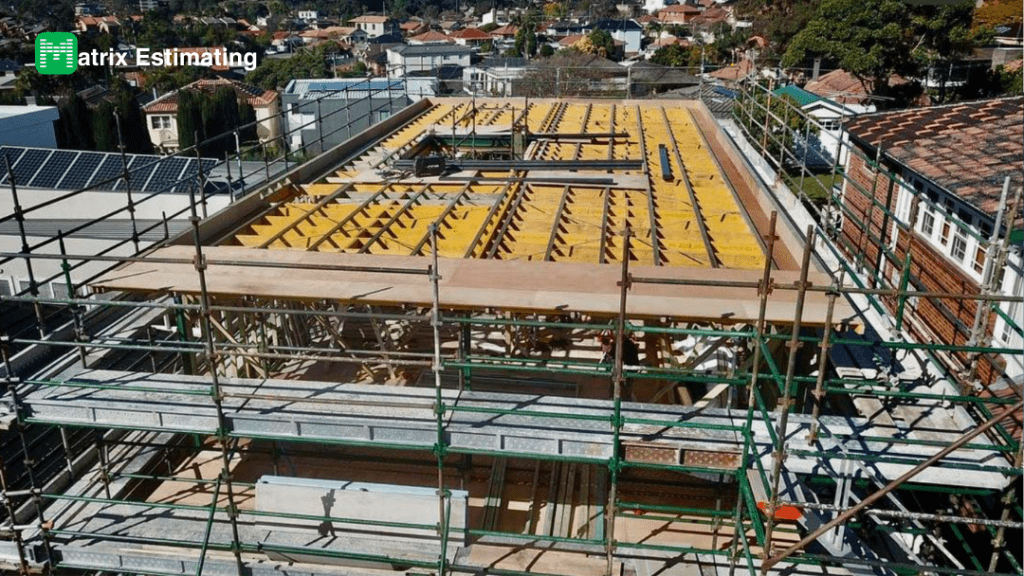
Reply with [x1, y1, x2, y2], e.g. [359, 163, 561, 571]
[0, 92, 1020, 576]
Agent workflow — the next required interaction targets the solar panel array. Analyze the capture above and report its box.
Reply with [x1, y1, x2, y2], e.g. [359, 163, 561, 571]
[0, 147, 226, 194]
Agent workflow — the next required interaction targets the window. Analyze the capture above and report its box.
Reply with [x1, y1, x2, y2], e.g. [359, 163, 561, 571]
[150, 115, 171, 129]
[951, 228, 968, 263]
[940, 221, 951, 246]
[820, 119, 839, 130]
[974, 246, 986, 274]
[1000, 274, 1023, 345]
[920, 206, 935, 236]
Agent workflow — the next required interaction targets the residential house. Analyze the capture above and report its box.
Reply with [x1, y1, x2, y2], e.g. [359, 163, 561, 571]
[706, 57, 755, 87]
[400, 21, 428, 36]
[299, 26, 367, 45]
[0, 59, 20, 92]
[75, 15, 120, 35]
[407, 30, 453, 45]
[657, 5, 701, 24]
[489, 24, 518, 51]
[386, 44, 472, 77]
[448, 27, 492, 47]
[74, 2, 105, 15]
[281, 78, 409, 153]
[772, 84, 866, 166]
[838, 96, 1024, 383]
[297, 11, 319, 21]
[804, 69, 920, 107]
[350, 15, 398, 38]
[141, 78, 280, 153]
[591, 19, 643, 55]
[462, 57, 530, 96]
[0, 105, 59, 148]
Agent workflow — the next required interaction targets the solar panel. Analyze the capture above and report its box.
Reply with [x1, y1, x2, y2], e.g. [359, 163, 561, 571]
[6, 149, 53, 187]
[144, 157, 190, 193]
[119, 156, 158, 192]
[56, 152, 103, 190]
[28, 151, 79, 189]
[88, 155, 125, 191]
[0, 147, 26, 182]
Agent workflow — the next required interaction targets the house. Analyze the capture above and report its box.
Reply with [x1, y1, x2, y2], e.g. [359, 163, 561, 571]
[407, 30, 453, 45]
[75, 15, 120, 34]
[628, 60, 700, 97]
[138, 0, 166, 11]
[448, 27, 492, 47]
[281, 78, 410, 153]
[400, 21, 427, 36]
[141, 78, 280, 153]
[75, 2, 105, 15]
[349, 15, 397, 38]
[590, 19, 643, 54]
[657, 5, 701, 24]
[297, 11, 318, 21]
[0, 59, 20, 92]
[706, 57, 755, 87]
[0, 105, 59, 148]
[803, 69, 919, 106]
[299, 26, 367, 45]
[386, 44, 472, 77]
[462, 57, 530, 96]
[838, 96, 1024, 384]
[546, 21, 586, 38]
[772, 84, 866, 166]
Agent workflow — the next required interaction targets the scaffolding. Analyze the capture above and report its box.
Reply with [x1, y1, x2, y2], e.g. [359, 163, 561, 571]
[0, 94, 1020, 576]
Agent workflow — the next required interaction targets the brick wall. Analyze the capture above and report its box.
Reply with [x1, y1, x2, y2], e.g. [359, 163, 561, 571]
[839, 148, 1001, 384]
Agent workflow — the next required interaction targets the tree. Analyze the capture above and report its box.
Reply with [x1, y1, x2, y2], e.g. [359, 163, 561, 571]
[651, 44, 700, 68]
[91, 101, 118, 152]
[538, 43, 554, 57]
[514, 25, 538, 57]
[739, 0, 820, 57]
[575, 29, 616, 59]
[177, 89, 203, 152]
[56, 94, 94, 150]
[911, 1, 992, 102]
[782, 0, 914, 101]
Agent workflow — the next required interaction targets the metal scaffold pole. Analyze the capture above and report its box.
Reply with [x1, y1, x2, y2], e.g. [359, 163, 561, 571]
[605, 225, 631, 576]
[430, 223, 450, 576]
[186, 175, 245, 576]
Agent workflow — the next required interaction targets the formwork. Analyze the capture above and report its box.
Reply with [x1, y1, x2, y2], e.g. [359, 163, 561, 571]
[0, 94, 1019, 576]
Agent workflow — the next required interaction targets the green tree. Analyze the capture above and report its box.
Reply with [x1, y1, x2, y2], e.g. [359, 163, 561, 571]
[651, 44, 699, 68]
[514, 25, 538, 57]
[91, 101, 118, 152]
[575, 29, 616, 59]
[56, 94, 94, 150]
[911, 1, 992, 102]
[538, 43, 554, 57]
[782, 0, 914, 101]
[177, 89, 203, 152]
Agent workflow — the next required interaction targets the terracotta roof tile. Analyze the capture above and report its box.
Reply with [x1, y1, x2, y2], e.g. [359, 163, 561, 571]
[846, 96, 1023, 223]
[143, 78, 278, 113]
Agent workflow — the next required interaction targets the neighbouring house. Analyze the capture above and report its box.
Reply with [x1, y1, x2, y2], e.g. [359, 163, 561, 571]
[628, 60, 699, 97]
[0, 105, 59, 148]
[0, 59, 20, 92]
[349, 15, 398, 38]
[591, 19, 643, 55]
[400, 21, 428, 36]
[803, 69, 920, 107]
[299, 26, 367, 45]
[462, 57, 530, 96]
[297, 10, 318, 21]
[386, 44, 472, 77]
[838, 96, 1024, 385]
[141, 78, 280, 153]
[772, 84, 868, 166]
[706, 57, 755, 87]
[657, 5, 701, 24]
[407, 30, 453, 45]
[75, 15, 120, 34]
[281, 78, 410, 153]
[448, 27, 492, 47]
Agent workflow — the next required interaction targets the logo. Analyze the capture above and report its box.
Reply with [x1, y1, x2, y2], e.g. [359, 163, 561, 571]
[35, 32, 78, 75]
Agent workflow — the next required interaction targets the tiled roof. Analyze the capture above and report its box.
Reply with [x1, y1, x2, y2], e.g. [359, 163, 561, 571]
[490, 24, 518, 36]
[408, 30, 453, 43]
[350, 15, 390, 23]
[708, 58, 754, 81]
[804, 69, 909, 105]
[559, 34, 585, 46]
[845, 96, 1024, 221]
[659, 4, 701, 13]
[448, 27, 491, 40]
[143, 78, 278, 113]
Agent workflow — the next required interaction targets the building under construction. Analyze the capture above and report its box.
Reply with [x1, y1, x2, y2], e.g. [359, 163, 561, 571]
[0, 95, 1020, 576]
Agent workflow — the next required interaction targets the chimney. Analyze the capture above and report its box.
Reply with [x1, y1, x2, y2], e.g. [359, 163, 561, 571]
[812, 58, 821, 81]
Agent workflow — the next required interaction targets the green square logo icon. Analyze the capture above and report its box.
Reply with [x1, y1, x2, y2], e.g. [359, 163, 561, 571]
[35, 32, 78, 75]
